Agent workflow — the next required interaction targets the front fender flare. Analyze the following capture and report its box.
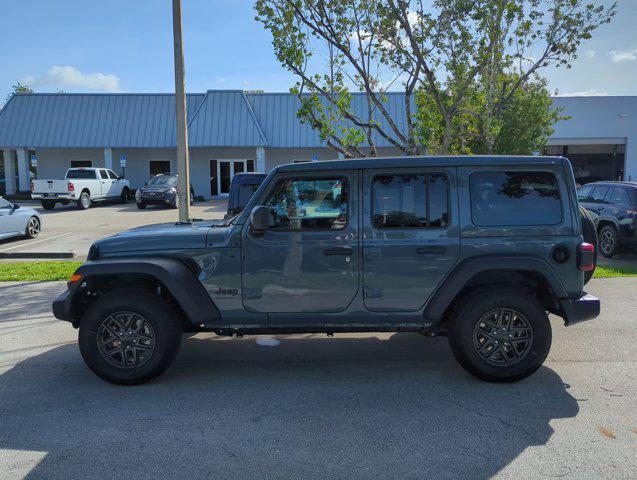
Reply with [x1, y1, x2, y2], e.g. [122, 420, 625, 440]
[65, 257, 220, 326]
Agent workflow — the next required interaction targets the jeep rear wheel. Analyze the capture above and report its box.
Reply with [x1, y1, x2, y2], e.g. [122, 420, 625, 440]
[448, 288, 551, 383]
[79, 288, 182, 385]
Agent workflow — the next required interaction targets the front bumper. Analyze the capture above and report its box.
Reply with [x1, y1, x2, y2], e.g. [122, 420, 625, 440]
[561, 292, 600, 326]
[52, 289, 74, 324]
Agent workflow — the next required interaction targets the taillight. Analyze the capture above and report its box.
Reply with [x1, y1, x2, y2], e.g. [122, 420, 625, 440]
[30, 182, 34, 193]
[68, 182, 75, 192]
[578, 243, 595, 271]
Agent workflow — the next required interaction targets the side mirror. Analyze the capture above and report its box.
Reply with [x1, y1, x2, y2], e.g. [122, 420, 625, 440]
[250, 206, 271, 235]
[12, 203, 20, 210]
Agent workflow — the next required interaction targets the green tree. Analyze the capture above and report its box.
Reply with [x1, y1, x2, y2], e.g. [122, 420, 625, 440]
[5, 82, 34, 104]
[255, 0, 616, 156]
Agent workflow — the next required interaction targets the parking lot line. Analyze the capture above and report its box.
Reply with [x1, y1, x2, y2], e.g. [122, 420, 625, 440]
[0, 232, 74, 252]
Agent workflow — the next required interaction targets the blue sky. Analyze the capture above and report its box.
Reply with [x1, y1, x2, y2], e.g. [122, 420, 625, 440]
[2, 0, 635, 102]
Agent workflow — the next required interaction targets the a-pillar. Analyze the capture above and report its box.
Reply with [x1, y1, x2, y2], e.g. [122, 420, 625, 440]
[16, 148, 30, 192]
[2, 149, 16, 195]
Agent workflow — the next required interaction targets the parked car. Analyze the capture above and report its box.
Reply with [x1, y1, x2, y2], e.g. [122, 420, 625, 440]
[53, 155, 599, 385]
[135, 174, 194, 209]
[225, 172, 267, 218]
[0, 197, 42, 240]
[31, 167, 130, 210]
[577, 181, 637, 257]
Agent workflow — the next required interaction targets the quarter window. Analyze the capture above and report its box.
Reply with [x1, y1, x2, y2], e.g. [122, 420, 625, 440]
[264, 177, 348, 230]
[470, 171, 562, 226]
[371, 173, 449, 228]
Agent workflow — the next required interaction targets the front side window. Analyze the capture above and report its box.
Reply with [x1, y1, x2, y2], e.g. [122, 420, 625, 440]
[264, 177, 348, 230]
[371, 173, 449, 228]
[577, 185, 594, 201]
[0, 197, 12, 209]
[470, 171, 562, 226]
[107, 170, 118, 180]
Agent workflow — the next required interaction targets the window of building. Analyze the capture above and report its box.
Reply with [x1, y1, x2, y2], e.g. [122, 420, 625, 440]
[70, 160, 92, 168]
[247, 160, 255, 172]
[470, 171, 562, 226]
[265, 177, 348, 230]
[149, 160, 171, 177]
[371, 173, 449, 228]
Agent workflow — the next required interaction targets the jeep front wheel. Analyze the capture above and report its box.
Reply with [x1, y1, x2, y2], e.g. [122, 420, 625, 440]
[448, 288, 551, 383]
[79, 288, 182, 385]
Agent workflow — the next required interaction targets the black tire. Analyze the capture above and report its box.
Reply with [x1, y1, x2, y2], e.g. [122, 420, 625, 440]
[41, 200, 56, 210]
[24, 216, 41, 239]
[120, 188, 129, 204]
[171, 195, 179, 209]
[598, 225, 619, 258]
[579, 205, 597, 284]
[78, 288, 182, 385]
[448, 288, 552, 383]
[77, 191, 91, 210]
[136, 201, 147, 209]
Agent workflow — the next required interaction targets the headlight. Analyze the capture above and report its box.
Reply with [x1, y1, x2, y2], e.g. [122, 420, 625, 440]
[168, 188, 177, 194]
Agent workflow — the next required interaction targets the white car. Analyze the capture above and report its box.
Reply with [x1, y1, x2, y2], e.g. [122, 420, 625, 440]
[31, 167, 131, 210]
[0, 197, 42, 240]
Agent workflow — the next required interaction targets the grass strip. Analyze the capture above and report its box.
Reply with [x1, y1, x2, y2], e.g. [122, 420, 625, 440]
[0, 261, 83, 282]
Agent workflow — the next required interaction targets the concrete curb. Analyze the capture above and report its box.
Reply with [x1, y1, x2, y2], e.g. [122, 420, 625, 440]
[0, 252, 75, 259]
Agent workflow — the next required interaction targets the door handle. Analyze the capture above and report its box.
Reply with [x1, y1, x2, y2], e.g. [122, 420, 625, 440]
[324, 247, 353, 256]
[416, 246, 446, 255]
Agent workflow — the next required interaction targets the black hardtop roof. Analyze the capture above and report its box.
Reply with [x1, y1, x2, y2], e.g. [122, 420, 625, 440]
[275, 155, 567, 172]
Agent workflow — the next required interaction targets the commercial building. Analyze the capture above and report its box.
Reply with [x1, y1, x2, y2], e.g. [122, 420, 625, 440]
[0, 91, 635, 197]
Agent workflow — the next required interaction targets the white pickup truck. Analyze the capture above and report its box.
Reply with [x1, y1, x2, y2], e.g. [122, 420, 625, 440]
[31, 167, 131, 210]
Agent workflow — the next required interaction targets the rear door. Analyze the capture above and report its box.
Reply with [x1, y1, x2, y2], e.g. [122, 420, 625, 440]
[241, 171, 359, 318]
[362, 167, 460, 312]
[98, 169, 113, 197]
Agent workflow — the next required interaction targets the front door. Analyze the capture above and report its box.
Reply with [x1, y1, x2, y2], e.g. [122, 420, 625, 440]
[210, 160, 246, 197]
[241, 172, 359, 317]
[362, 167, 460, 312]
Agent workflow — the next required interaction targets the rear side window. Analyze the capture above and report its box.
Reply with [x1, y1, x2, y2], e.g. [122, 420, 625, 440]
[371, 173, 448, 228]
[470, 171, 562, 226]
[66, 169, 96, 179]
[99, 170, 109, 179]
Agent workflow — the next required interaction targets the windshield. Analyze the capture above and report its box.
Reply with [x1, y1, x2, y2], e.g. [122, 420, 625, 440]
[149, 176, 177, 186]
[66, 169, 96, 179]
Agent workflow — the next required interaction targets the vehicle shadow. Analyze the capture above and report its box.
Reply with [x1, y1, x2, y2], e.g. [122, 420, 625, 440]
[0, 333, 579, 479]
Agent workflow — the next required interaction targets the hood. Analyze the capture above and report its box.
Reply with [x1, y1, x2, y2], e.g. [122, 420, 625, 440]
[93, 220, 227, 255]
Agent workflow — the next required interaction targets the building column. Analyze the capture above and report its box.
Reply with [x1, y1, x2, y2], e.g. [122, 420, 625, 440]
[104, 147, 113, 170]
[2, 149, 16, 195]
[256, 146, 266, 173]
[16, 148, 30, 192]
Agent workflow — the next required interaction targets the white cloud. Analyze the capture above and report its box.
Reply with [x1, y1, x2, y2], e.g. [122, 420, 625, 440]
[584, 50, 596, 58]
[30, 65, 121, 92]
[217, 77, 228, 83]
[609, 50, 637, 62]
[557, 88, 610, 97]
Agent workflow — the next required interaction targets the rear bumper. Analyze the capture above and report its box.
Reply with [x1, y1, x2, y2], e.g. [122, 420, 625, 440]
[32, 193, 75, 201]
[561, 292, 600, 326]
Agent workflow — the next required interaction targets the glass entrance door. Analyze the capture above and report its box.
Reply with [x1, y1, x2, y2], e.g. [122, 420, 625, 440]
[210, 159, 247, 197]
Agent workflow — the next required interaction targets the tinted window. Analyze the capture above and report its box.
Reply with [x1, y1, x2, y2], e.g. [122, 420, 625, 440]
[265, 177, 347, 230]
[99, 170, 109, 179]
[591, 186, 610, 202]
[66, 169, 96, 179]
[70, 160, 92, 168]
[470, 171, 561, 226]
[577, 185, 594, 201]
[608, 188, 633, 206]
[107, 170, 118, 180]
[371, 174, 448, 228]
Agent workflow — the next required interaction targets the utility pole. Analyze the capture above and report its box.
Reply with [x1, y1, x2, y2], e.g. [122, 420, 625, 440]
[172, 0, 190, 222]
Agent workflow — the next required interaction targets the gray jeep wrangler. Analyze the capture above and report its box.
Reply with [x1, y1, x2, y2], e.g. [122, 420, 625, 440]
[53, 156, 600, 385]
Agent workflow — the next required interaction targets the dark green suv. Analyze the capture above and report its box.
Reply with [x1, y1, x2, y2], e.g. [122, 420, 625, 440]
[53, 156, 599, 385]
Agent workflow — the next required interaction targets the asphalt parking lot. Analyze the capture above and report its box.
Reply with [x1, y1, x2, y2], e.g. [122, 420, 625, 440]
[0, 278, 635, 479]
[0, 200, 228, 258]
